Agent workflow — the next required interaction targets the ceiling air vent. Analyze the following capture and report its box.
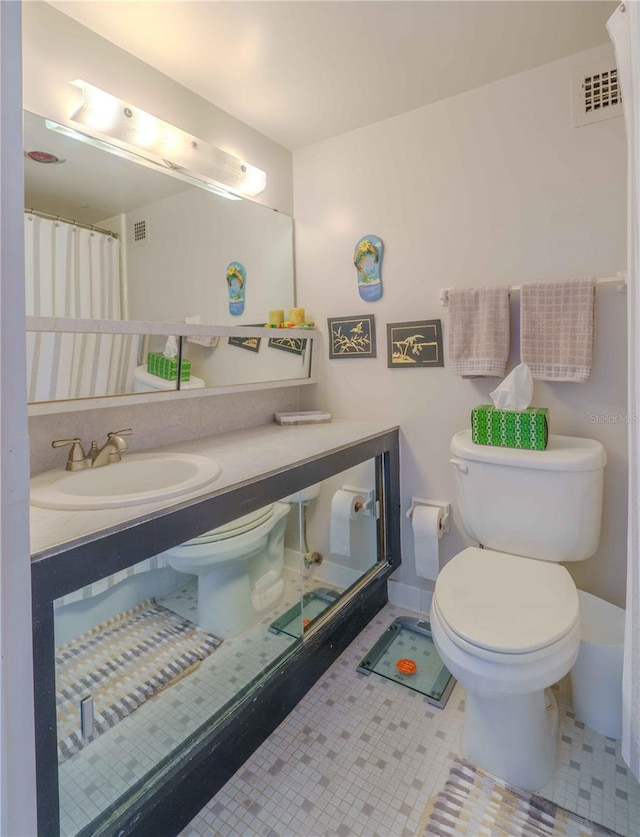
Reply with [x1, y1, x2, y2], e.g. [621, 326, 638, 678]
[131, 217, 148, 247]
[572, 61, 623, 127]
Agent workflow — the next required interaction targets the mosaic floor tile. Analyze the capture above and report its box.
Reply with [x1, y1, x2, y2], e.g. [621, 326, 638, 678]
[181, 603, 640, 837]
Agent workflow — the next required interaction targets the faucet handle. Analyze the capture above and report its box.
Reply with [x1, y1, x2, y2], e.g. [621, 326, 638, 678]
[52, 437, 87, 470]
[107, 428, 133, 439]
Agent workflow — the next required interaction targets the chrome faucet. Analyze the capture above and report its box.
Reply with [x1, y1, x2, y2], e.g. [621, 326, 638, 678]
[52, 429, 133, 471]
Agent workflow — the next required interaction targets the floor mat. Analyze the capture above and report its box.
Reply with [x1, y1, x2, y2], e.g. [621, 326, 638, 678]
[417, 757, 622, 837]
[55, 599, 221, 763]
[357, 616, 455, 708]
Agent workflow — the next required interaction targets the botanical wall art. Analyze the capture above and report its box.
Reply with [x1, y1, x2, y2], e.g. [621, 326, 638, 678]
[228, 326, 262, 352]
[387, 319, 443, 368]
[353, 235, 383, 302]
[327, 315, 376, 359]
[268, 337, 307, 356]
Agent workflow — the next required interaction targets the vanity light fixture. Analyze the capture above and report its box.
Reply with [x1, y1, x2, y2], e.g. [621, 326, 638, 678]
[47, 80, 267, 200]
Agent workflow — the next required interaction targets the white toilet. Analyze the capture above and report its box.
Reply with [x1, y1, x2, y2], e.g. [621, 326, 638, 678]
[163, 502, 291, 637]
[430, 430, 606, 790]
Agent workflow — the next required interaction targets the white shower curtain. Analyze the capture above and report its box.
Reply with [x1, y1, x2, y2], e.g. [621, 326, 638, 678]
[24, 214, 138, 400]
[608, 2, 640, 783]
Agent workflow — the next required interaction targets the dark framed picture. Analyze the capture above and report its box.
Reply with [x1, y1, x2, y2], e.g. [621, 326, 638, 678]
[228, 325, 262, 353]
[327, 315, 376, 359]
[387, 319, 443, 368]
[268, 336, 307, 356]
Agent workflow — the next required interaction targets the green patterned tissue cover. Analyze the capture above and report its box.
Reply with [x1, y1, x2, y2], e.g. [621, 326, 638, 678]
[471, 405, 548, 451]
[147, 352, 191, 382]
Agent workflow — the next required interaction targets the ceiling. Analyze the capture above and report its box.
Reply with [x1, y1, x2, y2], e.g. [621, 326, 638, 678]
[47, 1, 616, 151]
[24, 111, 192, 224]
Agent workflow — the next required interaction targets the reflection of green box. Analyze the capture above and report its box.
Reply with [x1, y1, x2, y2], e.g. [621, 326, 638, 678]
[147, 352, 191, 382]
[471, 405, 548, 450]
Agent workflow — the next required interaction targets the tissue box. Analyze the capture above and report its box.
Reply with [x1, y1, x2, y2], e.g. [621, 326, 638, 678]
[147, 352, 191, 382]
[471, 405, 548, 450]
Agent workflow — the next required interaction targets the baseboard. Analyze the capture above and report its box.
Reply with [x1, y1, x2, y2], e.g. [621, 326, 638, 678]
[387, 579, 432, 617]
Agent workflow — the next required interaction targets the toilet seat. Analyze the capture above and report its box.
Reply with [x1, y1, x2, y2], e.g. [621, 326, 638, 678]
[186, 505, 275, 545]
[434, 547, 579, 655]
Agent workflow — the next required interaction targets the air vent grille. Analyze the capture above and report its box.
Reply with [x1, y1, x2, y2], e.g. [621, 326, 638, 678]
[572, 61, 623, 127]
[132, 218, 148, 247]
[584, 68, 621, 114]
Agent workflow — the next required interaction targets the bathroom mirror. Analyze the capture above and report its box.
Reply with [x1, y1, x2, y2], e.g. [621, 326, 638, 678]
[23, 110, 298, 404]
[25, 324, 314, 404]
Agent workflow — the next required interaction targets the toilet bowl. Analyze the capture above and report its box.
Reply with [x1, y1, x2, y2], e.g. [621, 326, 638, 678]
[431, 547, 580, 789]
[163, 502, 290, 637]
[433, 430, 606, 790]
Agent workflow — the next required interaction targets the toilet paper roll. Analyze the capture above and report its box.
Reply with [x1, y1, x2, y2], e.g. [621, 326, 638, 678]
[412, 505, 443, 581]
[330, 489, 365, 558]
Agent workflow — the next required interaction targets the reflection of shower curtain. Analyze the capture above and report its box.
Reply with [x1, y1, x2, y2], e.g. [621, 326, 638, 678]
[24, 214, 138, 400]
[608, 3, 639, 783]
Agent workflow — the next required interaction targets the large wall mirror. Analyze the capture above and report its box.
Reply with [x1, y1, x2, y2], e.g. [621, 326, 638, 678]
[24, 111, 306, 406]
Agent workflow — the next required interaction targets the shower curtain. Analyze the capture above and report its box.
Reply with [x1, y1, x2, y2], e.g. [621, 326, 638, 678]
[608, 2, 640, 783]
[24, 214, 138, 400]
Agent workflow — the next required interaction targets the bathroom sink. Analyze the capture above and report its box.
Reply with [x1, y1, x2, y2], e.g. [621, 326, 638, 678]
[30, 452, 222, 510]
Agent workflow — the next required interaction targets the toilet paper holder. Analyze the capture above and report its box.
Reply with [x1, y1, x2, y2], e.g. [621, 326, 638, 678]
[341, 485, 377, 517]
[406, 497, 450, 535]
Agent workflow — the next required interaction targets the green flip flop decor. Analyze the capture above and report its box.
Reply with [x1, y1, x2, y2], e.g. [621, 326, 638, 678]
[353, 235, 383, 301]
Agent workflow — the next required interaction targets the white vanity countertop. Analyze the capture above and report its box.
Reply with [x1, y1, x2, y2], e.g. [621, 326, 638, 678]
[30, 419, 398, 557]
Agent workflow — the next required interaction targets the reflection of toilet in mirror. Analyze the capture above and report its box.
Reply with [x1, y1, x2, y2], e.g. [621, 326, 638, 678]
[162, 484, 322, 638]
[163, 503, 290, 637]
[133, 365, 206, 392]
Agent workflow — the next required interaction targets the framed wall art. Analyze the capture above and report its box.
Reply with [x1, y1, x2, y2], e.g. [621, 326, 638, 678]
[327, 315, 376, 359]
[387, 319, 443, 368]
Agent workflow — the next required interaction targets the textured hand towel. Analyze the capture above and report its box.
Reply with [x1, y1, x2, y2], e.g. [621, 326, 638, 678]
[520, 279, 595, 382]
[447, 286, 510, 377]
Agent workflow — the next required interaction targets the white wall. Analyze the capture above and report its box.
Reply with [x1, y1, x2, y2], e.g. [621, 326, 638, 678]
[22, 1, 292, 214]
[0, 3, 38, 833]
[122, 186, 304, 388]
[294, 44, 628, 609]
[124, 188, 294, 327]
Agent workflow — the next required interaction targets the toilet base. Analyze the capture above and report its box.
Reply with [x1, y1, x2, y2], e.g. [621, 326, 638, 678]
[462, 687, 556, 791]
[198, 560, 257, 637]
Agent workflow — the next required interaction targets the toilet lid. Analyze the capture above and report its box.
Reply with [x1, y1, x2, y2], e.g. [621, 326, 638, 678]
[434, 547, 579, 654]
[186, 505, 275, 544]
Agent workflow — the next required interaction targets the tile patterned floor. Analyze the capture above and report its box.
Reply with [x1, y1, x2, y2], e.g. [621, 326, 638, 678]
[58, 570, 342, 836]
[181, 604, 640, 837]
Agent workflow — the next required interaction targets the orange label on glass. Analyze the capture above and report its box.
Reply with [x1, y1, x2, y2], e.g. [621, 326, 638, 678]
[396, 658, 417, 675]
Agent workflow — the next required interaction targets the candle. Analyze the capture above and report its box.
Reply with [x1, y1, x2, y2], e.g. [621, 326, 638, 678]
[289, 307, 305, 325]
[269, 309, 285, 325]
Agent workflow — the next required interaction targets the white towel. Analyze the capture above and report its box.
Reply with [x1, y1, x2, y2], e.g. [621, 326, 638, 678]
[520, 279, 595, 382]
[185, 316, 219, 349]
[447, 287, 510, 377]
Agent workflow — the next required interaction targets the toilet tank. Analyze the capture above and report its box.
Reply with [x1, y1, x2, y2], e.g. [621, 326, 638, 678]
[450, 431, 606, 562]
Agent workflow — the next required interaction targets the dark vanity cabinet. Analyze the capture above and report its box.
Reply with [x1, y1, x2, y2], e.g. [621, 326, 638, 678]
[31, 426, 400, 836]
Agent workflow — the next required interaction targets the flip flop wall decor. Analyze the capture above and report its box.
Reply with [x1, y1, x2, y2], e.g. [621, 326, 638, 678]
[353, 235, 383, 302]
[227, 261, 246, 315]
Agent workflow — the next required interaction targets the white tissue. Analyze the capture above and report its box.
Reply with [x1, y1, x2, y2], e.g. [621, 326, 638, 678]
[489, 363, 533, 411]
[163, 335, 179, 358]
[330, 489, 366, 558]
[412, 505, 443, 581]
